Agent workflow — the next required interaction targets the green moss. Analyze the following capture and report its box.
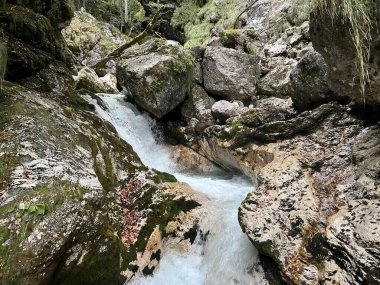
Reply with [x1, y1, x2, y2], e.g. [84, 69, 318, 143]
[89, 139, 117, 193]
[246, 43, 258, 56]
[63, 107, 74, 118]
[182, 0, 249, 48]
[151, 170, 177, 184]
[171, 0, 200, 29]
[1, 4, 68, 59]
[287, 0, 311, 25]
[0, 88, 28, 131]
[66, 90, 95, 111]
[184, 22, 214, 48]
[0, 178, 91, 282]
[124, 184, 200, 267]
[220, 29, 241, 47]
[50, 216, 122, 285]
[226, 110, 261, 128]
[145, 80, 163, 105]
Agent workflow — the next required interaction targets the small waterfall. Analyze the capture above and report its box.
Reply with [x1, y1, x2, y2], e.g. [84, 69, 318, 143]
[89, 94, 266, 285]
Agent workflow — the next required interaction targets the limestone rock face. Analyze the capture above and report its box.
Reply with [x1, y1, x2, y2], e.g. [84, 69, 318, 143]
[116, 39, 194, 119]
[310, 7, 380, 110]
[290, 50, 340, 110]
[190, 101, 380, 284]
[239, 111, 380, 284]
[169, 145, 221, 174]
[203, 46, 260, 101]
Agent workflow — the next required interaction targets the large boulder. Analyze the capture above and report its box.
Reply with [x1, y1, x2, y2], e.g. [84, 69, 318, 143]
[181, 84, 215, 127]
[227, 97, 297, 128]
[290, 50, 341, 110]
[116, 39, 194, 119]
[62, 10, 128, 66]
[310, 6, 380, 110]
[258, 58, 297, 98]
[203, 46, 260, 101]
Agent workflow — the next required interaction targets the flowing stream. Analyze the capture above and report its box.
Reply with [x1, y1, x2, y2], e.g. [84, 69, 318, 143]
[91, 94, 264, 285]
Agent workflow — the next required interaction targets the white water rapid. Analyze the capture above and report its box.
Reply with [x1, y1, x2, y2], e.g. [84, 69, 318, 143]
[91, 94, 265, 285]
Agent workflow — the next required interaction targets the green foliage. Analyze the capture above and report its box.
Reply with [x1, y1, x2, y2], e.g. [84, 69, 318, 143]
[313, 0, 377, 103]
[288, 0, 312, 26]
[171, 0, 200, 29]
[18, 202, 46, 215]
[74, 0, 146, 35]
[127, 0, 146, 34]
[0, 42, 7, 86]
[246, 43, 258, 56]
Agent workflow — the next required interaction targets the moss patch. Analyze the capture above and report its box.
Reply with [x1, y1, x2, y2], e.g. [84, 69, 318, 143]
[180, 0, 249, 48]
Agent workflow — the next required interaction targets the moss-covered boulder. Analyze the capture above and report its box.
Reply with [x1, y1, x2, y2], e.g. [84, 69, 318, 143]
[116, 38, 194, 119]
[62, 10, 129, 66]
[6, 0, 75, 26]
[0, 1, 74, 80]
[0, 5, 68, 59]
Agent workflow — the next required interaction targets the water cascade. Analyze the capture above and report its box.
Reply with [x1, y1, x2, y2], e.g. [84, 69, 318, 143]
[91, 94, 265, 285]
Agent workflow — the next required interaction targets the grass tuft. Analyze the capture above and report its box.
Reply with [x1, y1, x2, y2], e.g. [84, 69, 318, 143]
[0, 42, 7, 88]
[313, 0, 377, 104]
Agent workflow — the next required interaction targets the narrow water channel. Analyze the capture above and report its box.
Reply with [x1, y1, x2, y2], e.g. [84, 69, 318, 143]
[91, 94, 265, 285]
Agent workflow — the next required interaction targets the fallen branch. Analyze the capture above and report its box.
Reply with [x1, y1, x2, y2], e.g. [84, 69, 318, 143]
[91, 8, 162, 70]
[233, 0, 259, 29]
